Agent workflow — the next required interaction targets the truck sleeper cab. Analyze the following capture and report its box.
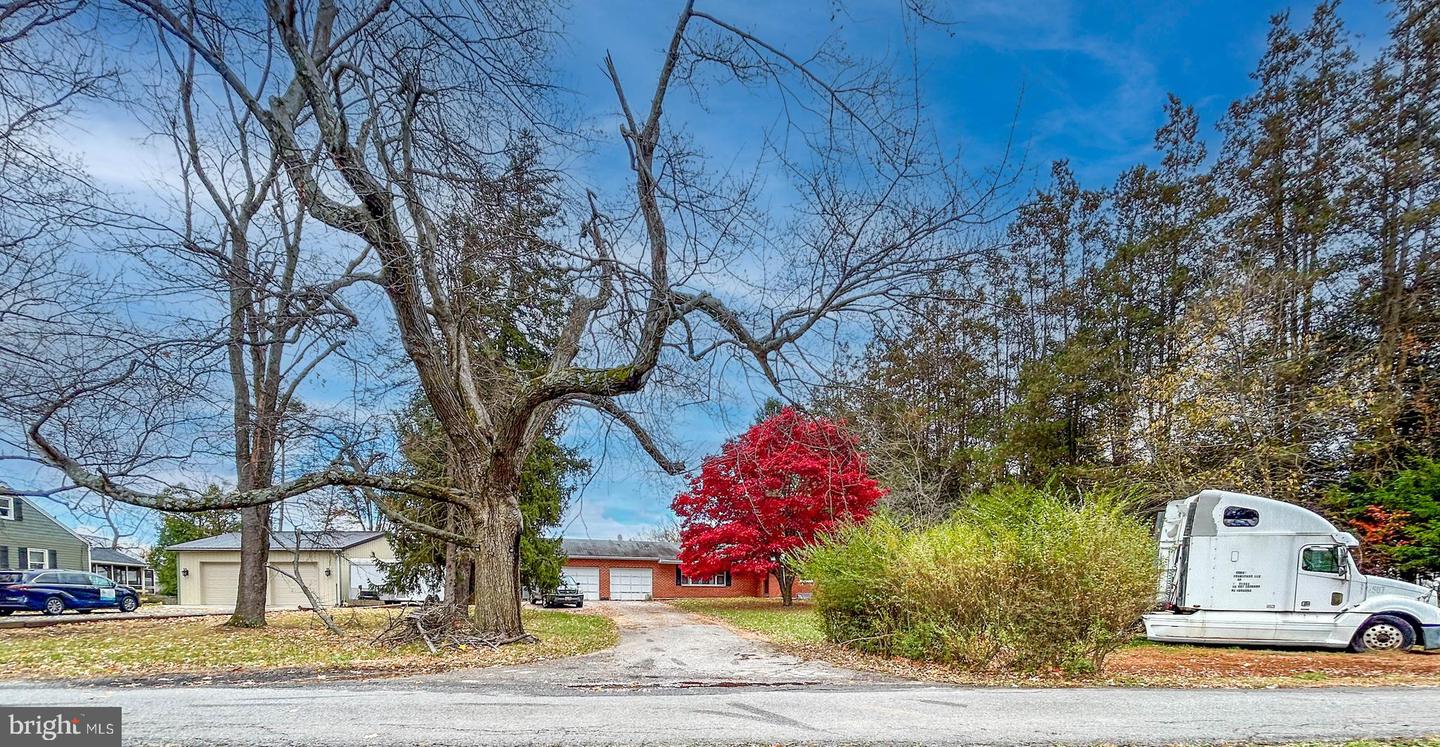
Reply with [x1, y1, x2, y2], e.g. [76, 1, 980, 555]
[1144, 490, 1440, 652]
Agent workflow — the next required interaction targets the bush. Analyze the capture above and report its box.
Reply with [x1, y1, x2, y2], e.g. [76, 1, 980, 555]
[798, 484, 1158, 674]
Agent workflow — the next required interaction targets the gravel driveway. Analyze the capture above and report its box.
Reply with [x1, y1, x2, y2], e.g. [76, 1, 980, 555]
[401, 601, 879, 693]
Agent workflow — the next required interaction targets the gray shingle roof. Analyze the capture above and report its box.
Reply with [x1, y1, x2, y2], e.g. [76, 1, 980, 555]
[561, 538, 679, 563]
[90, 547, 148, 566]
[166, 530, 384, 552]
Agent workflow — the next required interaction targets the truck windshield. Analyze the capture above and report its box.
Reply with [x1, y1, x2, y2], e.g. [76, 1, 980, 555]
[1301, 546, 1342, 574]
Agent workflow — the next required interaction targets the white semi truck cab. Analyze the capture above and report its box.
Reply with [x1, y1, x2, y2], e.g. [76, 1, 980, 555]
[1144, 489, 1440, 652]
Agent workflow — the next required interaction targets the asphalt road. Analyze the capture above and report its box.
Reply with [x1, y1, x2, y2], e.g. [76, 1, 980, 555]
[5, 603, 1439, 745]
[7, 683, 1440, 745]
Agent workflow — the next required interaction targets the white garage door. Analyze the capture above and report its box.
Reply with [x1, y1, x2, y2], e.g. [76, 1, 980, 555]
[270, 563, 328, 607]
[564, 567, 600, 600]
[199, 562, 240, 606]
[609, 568, 652, 601]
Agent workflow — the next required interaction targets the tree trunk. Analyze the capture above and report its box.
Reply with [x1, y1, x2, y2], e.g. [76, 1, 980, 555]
[230, 504, 271, 627]
[444, 543, 474, 608]
[775, 565, 795, 607]
[469, 526, 523, 635]
[450, 465, 525, 635]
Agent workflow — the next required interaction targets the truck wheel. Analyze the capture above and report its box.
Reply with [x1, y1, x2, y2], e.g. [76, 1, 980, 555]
[42, 596, 65, 616]
[1351, 615, 1416, 652]
[576, 599, 584, 608]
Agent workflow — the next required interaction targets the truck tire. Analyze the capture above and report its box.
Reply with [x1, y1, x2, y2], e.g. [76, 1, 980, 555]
[1350, 614, 1416, 652]
[576, 599, 584, 608]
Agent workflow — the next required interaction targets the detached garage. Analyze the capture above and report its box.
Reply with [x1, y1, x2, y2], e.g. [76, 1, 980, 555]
[168, 530, 395, 608]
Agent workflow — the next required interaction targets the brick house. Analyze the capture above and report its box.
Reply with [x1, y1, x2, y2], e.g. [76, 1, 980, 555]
[560, 538, 811, 601]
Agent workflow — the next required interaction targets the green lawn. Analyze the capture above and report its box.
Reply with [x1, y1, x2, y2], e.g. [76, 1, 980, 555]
[0, 607, 616, 681]
[668, 598, 825, 644]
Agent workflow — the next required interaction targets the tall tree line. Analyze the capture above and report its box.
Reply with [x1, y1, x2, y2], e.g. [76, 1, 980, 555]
[834, 0, 1438, 535]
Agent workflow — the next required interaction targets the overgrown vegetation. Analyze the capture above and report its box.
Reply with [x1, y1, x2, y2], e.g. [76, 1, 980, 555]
[800, 485, 1158, 674]
[1328, 457, 1440, 579]
[671, 598, 1440, 688]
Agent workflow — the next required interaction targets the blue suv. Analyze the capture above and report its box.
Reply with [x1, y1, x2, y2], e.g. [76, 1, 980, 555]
[0, 569, 141, 615]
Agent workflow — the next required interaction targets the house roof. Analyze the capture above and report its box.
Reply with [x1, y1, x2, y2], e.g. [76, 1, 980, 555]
[90, 546, 148, 567]
[166, 530, 385, 552]
[561, 538, 679, 563]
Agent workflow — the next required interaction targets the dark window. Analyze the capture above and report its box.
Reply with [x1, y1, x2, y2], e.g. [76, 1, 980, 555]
[90, 574, 115, 588]
[1301, 546, 1342, 574]
[679, 572, 729, 587]
[1223, 506, 1260, 527]
[59, 572, 92, 585]
[31, 572, 60, 585]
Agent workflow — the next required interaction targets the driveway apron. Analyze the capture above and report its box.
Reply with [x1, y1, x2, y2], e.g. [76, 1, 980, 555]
[405, 601, 879, 693]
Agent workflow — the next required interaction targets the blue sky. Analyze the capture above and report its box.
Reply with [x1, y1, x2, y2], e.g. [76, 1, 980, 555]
[5, 0, 1395, 545]
[549, 0, 1394, 541]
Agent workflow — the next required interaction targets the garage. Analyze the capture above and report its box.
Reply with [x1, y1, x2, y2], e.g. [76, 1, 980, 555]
[565, 566, 600, 600]
[199, 561, 240, 606]
[269, 562, 329, 607]
[609, 567, 653, 601]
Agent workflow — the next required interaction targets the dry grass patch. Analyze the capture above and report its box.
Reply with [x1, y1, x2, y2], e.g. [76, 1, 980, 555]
[672, 598, 1440, 688]
[0, 607, 617, 681]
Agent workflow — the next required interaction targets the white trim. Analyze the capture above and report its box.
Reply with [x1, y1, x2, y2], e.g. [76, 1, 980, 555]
[567, 555, 680, 564]
[679, 572, 727, 587]
[26, 548, 48, 569]
[0, 495, 12, 520]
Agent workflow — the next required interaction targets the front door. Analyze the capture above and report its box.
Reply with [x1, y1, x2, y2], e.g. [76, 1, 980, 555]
[1294, 545, 1351, 613]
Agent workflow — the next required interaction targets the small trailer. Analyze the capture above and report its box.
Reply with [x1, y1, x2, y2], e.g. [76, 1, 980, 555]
[1143, 489, 1440, 652]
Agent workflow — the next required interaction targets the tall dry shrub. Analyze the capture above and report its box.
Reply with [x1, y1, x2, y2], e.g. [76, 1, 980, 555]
[799, 485, 1158, 674]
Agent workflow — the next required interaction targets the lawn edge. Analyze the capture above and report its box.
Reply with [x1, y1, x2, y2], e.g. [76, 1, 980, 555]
[665, 600, 1440, 691]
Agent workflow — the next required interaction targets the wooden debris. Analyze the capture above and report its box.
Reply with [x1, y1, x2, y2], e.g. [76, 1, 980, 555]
[372, 603, 536, 652]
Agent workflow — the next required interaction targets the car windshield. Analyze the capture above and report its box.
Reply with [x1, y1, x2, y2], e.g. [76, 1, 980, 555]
[558, 578, 580, 590]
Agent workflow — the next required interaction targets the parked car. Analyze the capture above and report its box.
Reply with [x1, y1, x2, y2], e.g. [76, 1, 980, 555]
[0, 569, 142, 616]
[530, 577, 584, 608]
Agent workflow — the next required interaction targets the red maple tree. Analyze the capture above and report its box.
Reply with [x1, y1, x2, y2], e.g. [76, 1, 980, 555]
[671, 407, 884, 604]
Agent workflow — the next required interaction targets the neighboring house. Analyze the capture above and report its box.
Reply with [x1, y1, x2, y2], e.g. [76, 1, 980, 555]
[167, 530, 394, 608]
[560, 538, 813, 601]
[90, 544, 158, 594]
[0, 493, 92, 573]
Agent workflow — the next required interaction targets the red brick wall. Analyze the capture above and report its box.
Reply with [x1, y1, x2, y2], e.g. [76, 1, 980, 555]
[762, 577, 816, 599]
[563, 558, 767, 599]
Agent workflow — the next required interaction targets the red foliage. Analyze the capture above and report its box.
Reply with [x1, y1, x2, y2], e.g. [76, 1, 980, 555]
[671, 407, 884, 580]
[1351, 504, 1411, 575]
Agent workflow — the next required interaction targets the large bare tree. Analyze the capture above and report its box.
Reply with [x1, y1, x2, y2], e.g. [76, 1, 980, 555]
[26, 0, 1002, 636]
